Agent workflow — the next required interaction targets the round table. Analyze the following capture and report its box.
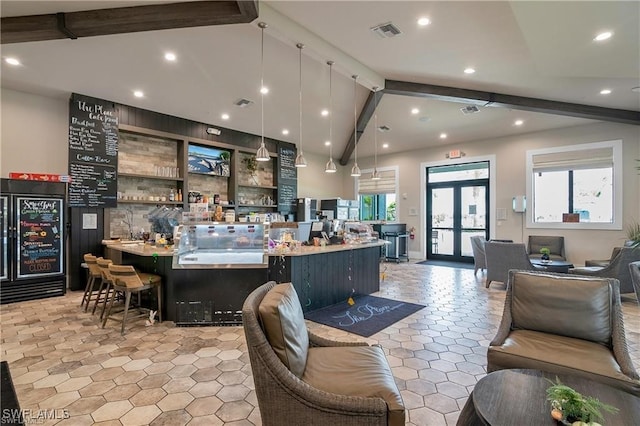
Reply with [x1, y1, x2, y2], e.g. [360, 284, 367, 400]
[530, 259, 574, 273]
[457, 369, 640, 426]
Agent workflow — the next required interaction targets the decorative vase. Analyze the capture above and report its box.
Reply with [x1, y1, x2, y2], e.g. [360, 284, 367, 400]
[541, 253, 550, 261]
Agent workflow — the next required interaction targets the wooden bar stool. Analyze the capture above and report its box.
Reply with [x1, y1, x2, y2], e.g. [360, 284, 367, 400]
[93, 258, 114, 317]
[102, 264, 162, 335]
[80, 254, 102, 312]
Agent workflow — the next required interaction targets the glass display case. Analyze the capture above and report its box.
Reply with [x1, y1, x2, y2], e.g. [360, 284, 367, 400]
[173, 222, 269, 268]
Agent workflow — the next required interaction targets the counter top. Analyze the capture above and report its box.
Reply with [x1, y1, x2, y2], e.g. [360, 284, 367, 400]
[104, 241, 174, 257]
[268, 240, 386, 257]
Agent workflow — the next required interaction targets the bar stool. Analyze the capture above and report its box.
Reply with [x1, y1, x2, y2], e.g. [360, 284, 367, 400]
[80, 254, 102, 312]
[93, 258, 114, 317]
[102, 264, 162, 335]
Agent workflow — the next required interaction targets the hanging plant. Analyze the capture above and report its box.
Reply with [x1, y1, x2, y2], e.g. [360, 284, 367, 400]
[242, 156, 259, 185]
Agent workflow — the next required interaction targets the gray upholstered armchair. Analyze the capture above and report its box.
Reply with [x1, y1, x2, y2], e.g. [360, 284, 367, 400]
[629, 261, 640, 302]
[488, 270, 640, 396]
[570, 247, 640, 297]
[484, 241, 542, 288]
[242, 281, 405, 426]
[527, 235, 565, 261]
[469, 235, 486, 276]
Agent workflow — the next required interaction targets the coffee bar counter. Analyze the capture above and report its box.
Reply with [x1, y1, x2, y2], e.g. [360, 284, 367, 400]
[103, 233, 385, 325]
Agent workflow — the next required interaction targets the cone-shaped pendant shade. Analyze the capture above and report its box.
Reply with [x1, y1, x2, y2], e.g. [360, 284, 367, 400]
[371, 168, 381, 180]
[325, 158, 337, 173]
[351, 163, 361, 177]
[256, 142, 270, 161]
[256, 22, 270, 162]
[295, 151, 307, 167]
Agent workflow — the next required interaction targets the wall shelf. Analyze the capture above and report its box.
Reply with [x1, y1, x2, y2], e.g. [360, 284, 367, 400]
[119, 173, 183, 181]
[117, 200, 184, 205]
[237, 184, 277, 190]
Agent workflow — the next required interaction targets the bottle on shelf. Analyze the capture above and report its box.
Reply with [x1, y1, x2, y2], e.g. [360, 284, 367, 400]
[177, 189, 182, 202]
[169, 188, 175, 202]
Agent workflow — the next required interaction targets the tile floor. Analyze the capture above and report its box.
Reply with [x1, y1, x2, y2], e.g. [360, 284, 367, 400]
[1, 262, 638, 425]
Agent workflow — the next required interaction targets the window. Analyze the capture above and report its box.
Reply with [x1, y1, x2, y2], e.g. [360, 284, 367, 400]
[357, 167, 398, 222]
[526, 140, 622, 229]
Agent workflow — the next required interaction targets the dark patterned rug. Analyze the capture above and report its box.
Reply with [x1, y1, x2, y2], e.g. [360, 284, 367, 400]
[305, 295, 425, 337]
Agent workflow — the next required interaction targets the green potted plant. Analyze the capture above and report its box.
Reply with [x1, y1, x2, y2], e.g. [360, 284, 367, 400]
[625, 221, 640, 248]
[241, 156, 259, 185]
[546, 378, 617, 425]
[540, 247, 551, 261]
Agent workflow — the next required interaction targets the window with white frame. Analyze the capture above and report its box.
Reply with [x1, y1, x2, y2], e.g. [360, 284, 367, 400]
[526, 140, 622, 229]
[357, 168, 398, 222]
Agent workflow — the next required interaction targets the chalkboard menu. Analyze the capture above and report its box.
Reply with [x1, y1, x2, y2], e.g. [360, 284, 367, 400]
[68, 94, 118, 208]
[17, 197, 64, 278]
[277, 145, 297, 213]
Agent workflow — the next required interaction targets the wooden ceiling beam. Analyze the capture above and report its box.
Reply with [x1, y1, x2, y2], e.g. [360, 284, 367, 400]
[1, 1, 258, 44]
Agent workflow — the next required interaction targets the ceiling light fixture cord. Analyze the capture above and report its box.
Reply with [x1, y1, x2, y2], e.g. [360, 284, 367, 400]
[295, 43, 307, 167]
[256, 22, 270, 162]
[372, 86, 380, 180]
[325, 61, 337, 173]
[351, 75, 361, 177]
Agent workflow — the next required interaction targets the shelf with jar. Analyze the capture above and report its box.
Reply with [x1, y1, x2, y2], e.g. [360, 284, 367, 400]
[119, 172, 183, 181]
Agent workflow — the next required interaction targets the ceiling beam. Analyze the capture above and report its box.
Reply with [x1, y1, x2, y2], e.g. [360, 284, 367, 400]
[1, 1, 258, 44]
[339, 89, 382, 166]
[384, 80, 640, 125]
[339, 79, 640, 164]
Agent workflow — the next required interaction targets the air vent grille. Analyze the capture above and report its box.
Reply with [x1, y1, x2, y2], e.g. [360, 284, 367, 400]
[460, 105, 480, 115]
[234, 98, 254, 108]
[378, 125, 391, 132]
[371, 22, 402, 39]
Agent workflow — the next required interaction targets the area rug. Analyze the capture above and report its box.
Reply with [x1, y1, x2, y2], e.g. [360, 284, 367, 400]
[416, 260, 474, 270]
[304, 295, 425, 337]
[1, 361, 23, 425]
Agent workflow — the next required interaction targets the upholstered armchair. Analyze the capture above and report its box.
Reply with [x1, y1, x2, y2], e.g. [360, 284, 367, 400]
[585, 246, 622, 267]
[527, 235, 565, 261]
[629, 261, 640, 302]
[242, 281, 405, 426]
[488, 270, 640, 396]
[570, 247, 640, 297]
[484, 241, 542, 288]
[469, 235, 487, 276]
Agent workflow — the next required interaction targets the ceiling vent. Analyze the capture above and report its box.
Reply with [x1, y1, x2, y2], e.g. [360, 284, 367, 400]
[234, 98, 254, 108]
[378, 125, 391, 132]
[460, 105, 480, 115]
[371, 22, 402, 39]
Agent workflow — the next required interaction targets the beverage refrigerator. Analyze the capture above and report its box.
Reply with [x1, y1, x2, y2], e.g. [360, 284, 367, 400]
[1, 179, 67, 304]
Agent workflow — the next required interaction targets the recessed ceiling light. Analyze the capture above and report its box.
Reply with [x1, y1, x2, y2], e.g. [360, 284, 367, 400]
[260, 86, 269, 95]
[411, 108, 419, 115]
[282, 129, 289, 135]
[324, 141, 331, 146]
[321, 109, 329, 117]
[514, 119, 524, 126]
[133, 90, 144, 98]
[164, 52, 176, 61]
[417, 17, 431, 26]
[221, 113, 230, 120]
[599, 89, 612, 95]
[594, 31, 612, 42]
[440, 133, 447, 139]
[382, 143, 389, 149]
[5, 57, 20, 66]
[464, 68, 476, 74]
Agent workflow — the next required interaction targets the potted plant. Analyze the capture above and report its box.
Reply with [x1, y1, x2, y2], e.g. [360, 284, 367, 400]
[546, 378, 617, 425]
[625, 221, 640, 248]
[241, 156, 259, 185]
[540, 247, 551, 261]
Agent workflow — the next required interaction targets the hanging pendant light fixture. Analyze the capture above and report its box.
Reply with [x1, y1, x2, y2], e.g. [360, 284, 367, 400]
[325, 61, 337, 173]
[256, 22, 270, 162]
[371, 86, 381, 180]
[295, 43, 307, 167]
[351, 75, 361, 177]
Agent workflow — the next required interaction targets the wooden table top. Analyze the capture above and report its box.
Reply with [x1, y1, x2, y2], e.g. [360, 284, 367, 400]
[471, 369, 640, 426]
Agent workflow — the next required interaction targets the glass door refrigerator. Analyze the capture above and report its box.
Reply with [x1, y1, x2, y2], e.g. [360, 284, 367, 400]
[1, 179, 67, 304]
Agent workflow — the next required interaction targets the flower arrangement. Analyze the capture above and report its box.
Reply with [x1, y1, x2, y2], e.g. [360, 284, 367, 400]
[540, 247, 551, 260]
[546, 378, 617, 425]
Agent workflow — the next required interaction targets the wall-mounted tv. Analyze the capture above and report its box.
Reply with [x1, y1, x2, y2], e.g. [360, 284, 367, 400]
[188, 144, 230, 177]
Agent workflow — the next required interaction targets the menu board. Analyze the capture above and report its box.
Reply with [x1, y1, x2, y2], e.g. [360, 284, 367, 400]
[277, 145, 297, 213]
[17, 197, 64, 278]
[68, 94, 118, 208]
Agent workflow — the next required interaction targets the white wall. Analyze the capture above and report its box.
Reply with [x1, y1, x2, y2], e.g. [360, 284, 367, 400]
[1, 88, 69, 176]
[351, 121, 640, 264]
[295, 150, 350, 199]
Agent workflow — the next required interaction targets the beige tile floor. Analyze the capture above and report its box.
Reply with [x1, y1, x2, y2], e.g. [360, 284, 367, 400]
[2, 262, 638, 425]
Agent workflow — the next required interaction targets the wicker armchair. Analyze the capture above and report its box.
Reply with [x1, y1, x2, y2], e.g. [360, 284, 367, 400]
[484, 241, 542, 288]
[488, 270, 640, 396]
[570, 247, 640, 297]
[242, 281, 405, 426]
[469, 235, 487, 276]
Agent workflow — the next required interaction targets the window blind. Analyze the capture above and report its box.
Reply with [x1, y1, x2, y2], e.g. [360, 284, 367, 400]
[532, 147, 613, 172]
[358, 169, 396, 195]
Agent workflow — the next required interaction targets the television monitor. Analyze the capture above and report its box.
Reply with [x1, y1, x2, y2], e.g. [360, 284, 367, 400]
[309, 220, 331, 242]
[188, 144, 230, 177]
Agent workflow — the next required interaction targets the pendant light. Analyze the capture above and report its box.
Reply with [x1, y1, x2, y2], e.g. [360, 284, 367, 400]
[371, 86, 381, 180]
[295, 43, 307, 167]
[350, 75, 361, 177]
[256, 22, 270, 162]
[325, 61, 337, 173]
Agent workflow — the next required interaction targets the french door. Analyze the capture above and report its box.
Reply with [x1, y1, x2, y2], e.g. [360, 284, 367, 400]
[427, 163, 489, 262]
